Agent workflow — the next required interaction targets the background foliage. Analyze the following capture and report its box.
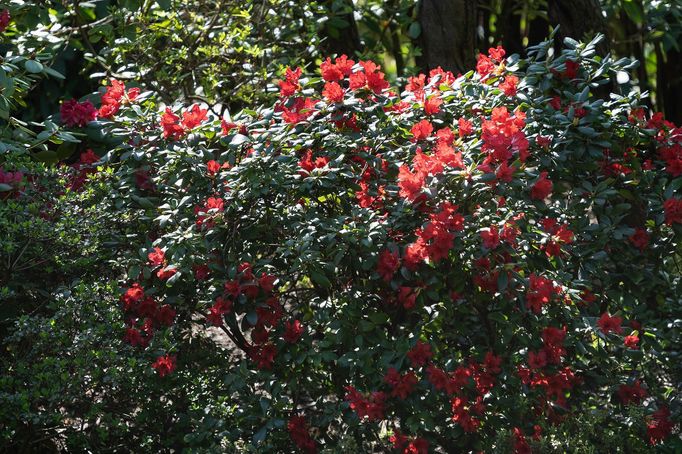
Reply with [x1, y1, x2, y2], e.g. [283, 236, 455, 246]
[0, 0, 680, 452]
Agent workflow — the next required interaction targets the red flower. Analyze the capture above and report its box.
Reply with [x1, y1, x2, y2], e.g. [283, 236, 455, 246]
[407, 341, 432, 367]
[429, 66, 456, 85]
[344, 386, 386, 421]
[0, 9, 10, 33]
[411, 120, 433, 141]
[563, 60, 579, 79]
[531, 171, 553, 200]
[495, 161, 514, 183]
[528, 350, 547, 369]
[322, 81, 344, 103]
[597, 312, 623, 334]
[156, 266, 177, 280]
[383, 368, 418, 399]
[283, 319, 305, 343]
[152, 354, 176, 377]
[156, 305, 176, 326]
[500, 75, 519, 96]
[258, 273, 277, 293]
[476, 54, 496, 78]
[483, 351, 502, 374]
[458, 117, 474, 137]
[206, 160, 221, 176]
[181, 104, 207, 130]
[406, 74, 426, 94]
[397, 165, 426, 202]
[617, 380, 647, 404]
[249, 343, 277, 369]
[480, 225, 500, 249]
[663, 198, 682, 225]
[424, 96, 443, 115]
[320, 57, 344, 81]
[121, 283, 145, 312]
[489, 46, 506, 61]
[526, 274, 558, 314]
[99, 79, 138, 118]
[278, 66, 302, 96]
[333, 54, 355, 76]
[377, 249, 400, 282]
[647, 406, 674, 445]
[624, 334, 640, 349]
[207, 296, 232, 326]
[512, 427, 531, 454]
[161, 108, 185, 140]
[536, 135, 552, 148]
[148, 247, 165, 267]
[60, 99, 98, 127]
[280, 97, 317, 124]
[287, 416, 318, 454]
[398, 286, 417, 309]
[298, 150, 329, 174]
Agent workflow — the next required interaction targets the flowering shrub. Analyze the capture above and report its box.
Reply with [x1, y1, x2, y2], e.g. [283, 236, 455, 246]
[90, 35, 682, 451]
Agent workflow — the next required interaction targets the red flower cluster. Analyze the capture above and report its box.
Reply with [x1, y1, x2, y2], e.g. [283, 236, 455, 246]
[476, 46, 506, 79]
[121, 282, 176, 348]
[60, 99, 98, 127]
[344, 386, 386, 421]
[540, 218, 574, 257]
[160, 104, 208, 140]
[287, 416, 317, 453]
[663, 198, 682, 225]
[597, 312, 623, 334]
[618, 380, 647, 405]
[480, 107, 529, 164]
[0, 9, 10, 33]
[647, 406, 674, 445]
[530, 171, 553, 201]
[407, 341, 433, 368]
[151, 354, 176, 377]
[628, 227, 650, 251]
[390, 431, 429, 454]
[404, 202, 465, 267]
[383, 368, 418, 399]
[0, 166, 23, 199]
[147, 246, 176, 280]
[99, 79, 139, 118]
[298, 150, 330, 174]
[348, 60, 390, 94]
[194, 196, 225, 229]
[526, 274, 560, 314]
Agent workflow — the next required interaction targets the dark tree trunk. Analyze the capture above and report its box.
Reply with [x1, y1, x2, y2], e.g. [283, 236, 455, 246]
[548, 0, 608, 54]
[496, 0, 524, 56]
[415, 0, 478, 74]
[320, 0, 362, 57]
[658, 45, 682, 125]
[527, 15, 550, 48]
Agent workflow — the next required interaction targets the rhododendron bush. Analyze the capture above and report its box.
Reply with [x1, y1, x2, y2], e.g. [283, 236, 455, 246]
[10, 34, 675, 451]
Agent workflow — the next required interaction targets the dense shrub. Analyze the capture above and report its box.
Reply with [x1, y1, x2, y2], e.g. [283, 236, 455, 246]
[66, 34, 680, 452]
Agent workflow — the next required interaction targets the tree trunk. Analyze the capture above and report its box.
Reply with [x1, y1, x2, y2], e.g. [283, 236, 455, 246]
[415, 0, 478, 74]
[658, 45, 682, 125]
[548, 0, 608, 54]
[320, 0, 362, 57]
[527, 15, 550, 48]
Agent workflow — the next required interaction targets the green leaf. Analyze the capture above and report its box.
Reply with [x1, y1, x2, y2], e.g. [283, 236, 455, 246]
[24, 60, 44, 74]
[407, 22, 421, 39]
[43, 66, 65, 80]
[310, 269, 331, 288]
